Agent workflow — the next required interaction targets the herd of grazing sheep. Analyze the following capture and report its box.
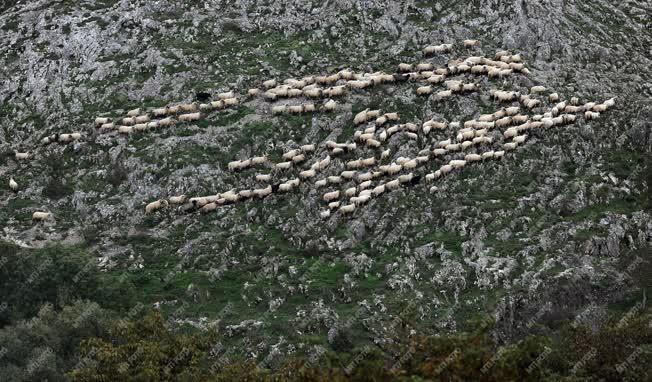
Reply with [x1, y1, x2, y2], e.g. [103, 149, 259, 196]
[6, 39, 616, 222]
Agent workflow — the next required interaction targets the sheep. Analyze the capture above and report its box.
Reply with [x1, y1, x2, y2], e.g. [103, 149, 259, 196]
[529, 85, 546, 94]
[425, 173, 436, 182]
[385, 179, 400, 190]
[9, 177, 18, 191]
[366, 139, 381, 148]
[361, 157, 376, 167]
[292, 154, 306, 163]
[445, 80, 463, 92]
[398, 63, 413, 72]
[276, 161, 292, 170]
[127, 108, 141, 117]
[322, 99, 337, 112]
[346, 159, 362, 169]
[465, 154, 482, 162]
[167, 105, 180, 115]
[32, 211, 52, 221]
[344, 187, 357, 198]
[437, 139, 452, 148]
[300, 169, 316, 179]
[254, 185, 273, 198]
[481, 151, 495, 160]
[406, 132, 418, 140]
[353, 109, 369, 125]
[353, 194, 372, 205]
[549, 93, 560, 102]
[339, 204, 356, 214]
[180, 103, 198, 113]
[133, 123, 148, 132]
[417, 86, 433, 96]
[426, 75, 445, 84]
[329, 201, 341, 210]
[503, 142, 518, 151]
[359, 180, 373, 190]
[118, 126, 133, 134]
[445, 143, 461, 151]
[513, 134, 528, 144]
[169, 195, 186, 204]
[592, 104, 608, 112]
[223, 98, 239, 107]
[272, 105, 287, 115]
[463, 39, 479, 47]
[449, 160, 466, 169]
[403, 159, 418, 169]
[99, 122, 115, 130]
[340, 171, 355, 179]
[461, 141, 473, 150]
[435, 90, 453, 100]
[327, 176, 343, 184]
[303, 103, 316, 112]
[122, 117, 135, 126]
[218, 91, 235, 100]
[323, 190, 340, 202]
[263, 79, 277, 89]
[585, 111, 600, 120]
[146, 121, 159, 130]
[604, 98, 616, 108]
[319, 156, 331, 170]
[462, 83, 478, 92]
[134, 115, 150, 124]
[178, 112, 201, 122]
[372, 184, 386, 196]
[432, 148, 447, 156]
[439, 164, 453, 176]
[145, 199, 169, 214]
[416, 63, 434, 72]
[159, 117, 175, 127]
[348, 80, 372, 90]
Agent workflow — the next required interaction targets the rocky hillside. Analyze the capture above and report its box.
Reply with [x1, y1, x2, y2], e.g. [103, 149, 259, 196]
[1, 0, 651, 369]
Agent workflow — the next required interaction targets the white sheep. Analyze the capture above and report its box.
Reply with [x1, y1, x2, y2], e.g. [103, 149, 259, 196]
[169, 195, 186, 204]
[585, 111, 600, 120]
[385, 179, 400, 190]
[398, 173, 414, 183]
[276, 161, 293, 170]
[94, 117, 110, 126]
[272, 105, 287, 115]
[439, 164, 453, 175]
[32, 211, 52, 221]
[512, 134, 527, 144]
[345, 187, 357, 198]
[145, 199, 169, 214]
[133, 123, 148, 132]
[218, 91, 235, 100]
[465, 154, 482, 162]
[127, 108, 141, 117]
[254, 185, 273, 198]
[503, 142, 518, 151]
[329, 201, 341, 209]
[223, 98, 239, 107]
[323, 190, 340, 202]
[9, 177, 18, 191]
[263, 79, 277, 89]
[180, 103, 198, 113]
[398, 63, 413, 72]
[339, 204, 356, 214]
[322, 99, 337, 112]
[417, 86, 433, 96]
[432, 148, 447, 156]
[179, 112, 201, 122]
[481, 151, 495, 160]
[300, 169, 316, 179]
[118, 126, 133, 134]
[327, 175, 343, 184]
[449, 160, 466, 169]
[463, 39, 479, 47]
[315, 179, 328, 188]
[291, 154, 306, 164]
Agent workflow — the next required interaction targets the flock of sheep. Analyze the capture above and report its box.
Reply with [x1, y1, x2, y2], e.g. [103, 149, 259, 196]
[6, 39, 616, 222]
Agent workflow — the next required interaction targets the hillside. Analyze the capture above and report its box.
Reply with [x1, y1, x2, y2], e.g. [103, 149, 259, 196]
[0, 0, 650, 380]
